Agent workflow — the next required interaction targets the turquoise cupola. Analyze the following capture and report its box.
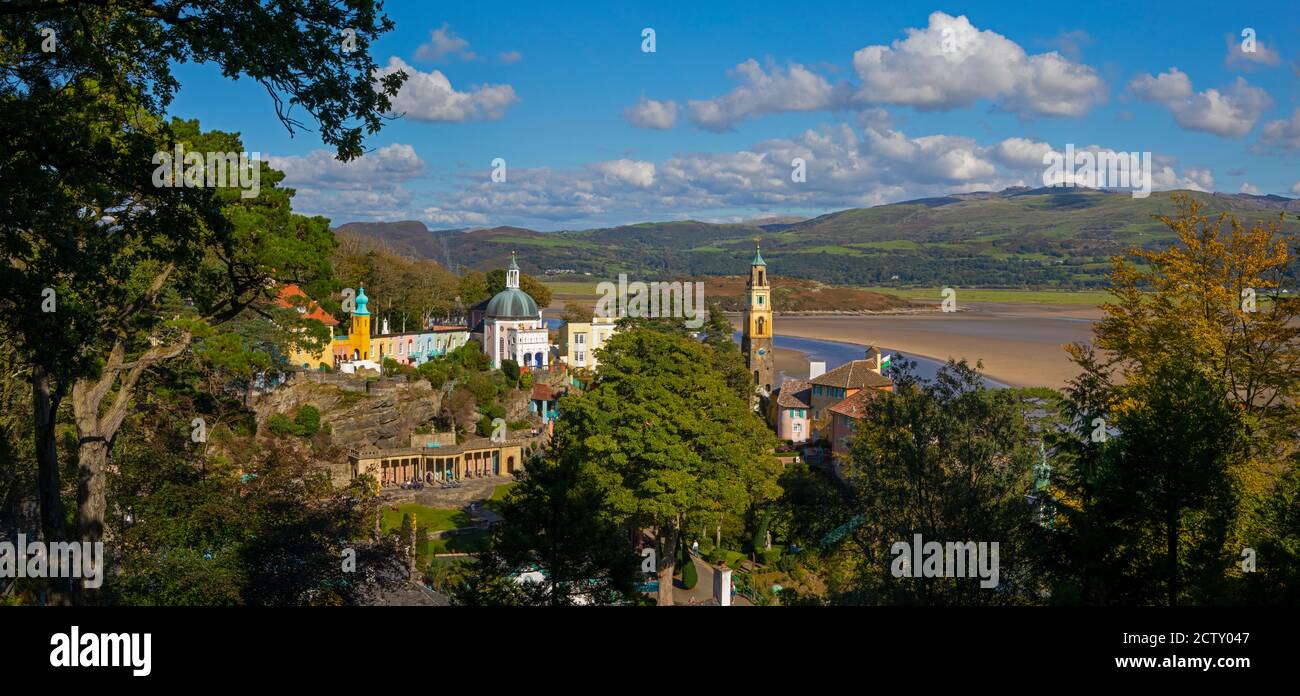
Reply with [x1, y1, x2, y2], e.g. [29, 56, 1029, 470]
[354, 286, 370, 316]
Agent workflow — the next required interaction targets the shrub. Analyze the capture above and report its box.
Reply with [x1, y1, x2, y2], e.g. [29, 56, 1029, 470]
[501, 359, 520, 384]
[265, 413, 295, 436]
[681, 558, 699, 590]
[293, 405, 321, 437]
[760, 548, 782, 566]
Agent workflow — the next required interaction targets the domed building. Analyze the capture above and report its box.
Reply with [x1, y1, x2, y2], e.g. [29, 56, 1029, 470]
[479, 253, 550, 370]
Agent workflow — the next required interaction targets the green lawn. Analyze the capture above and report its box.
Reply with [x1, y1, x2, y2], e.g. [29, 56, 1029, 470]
[541, 279, 601, 297]
[381, 503, 469, 534]
[861, 286, 1112, 306]
[483, 482, 515, 515]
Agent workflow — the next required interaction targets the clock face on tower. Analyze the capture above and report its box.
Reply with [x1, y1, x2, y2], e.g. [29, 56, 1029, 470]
[757, 347, 767, 356]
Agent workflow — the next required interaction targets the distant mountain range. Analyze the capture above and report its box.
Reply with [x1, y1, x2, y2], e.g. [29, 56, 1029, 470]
[335, 188, 1300, 289]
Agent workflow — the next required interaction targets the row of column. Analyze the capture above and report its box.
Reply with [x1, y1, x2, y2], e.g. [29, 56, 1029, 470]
[377, 450, 503, 484]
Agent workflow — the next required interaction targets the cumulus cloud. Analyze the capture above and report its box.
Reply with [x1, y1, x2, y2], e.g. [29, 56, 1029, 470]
[1240, 182, 1262, 194]
[687, 60, 840, 132]
[376, 57, 517, 122]
[275, 127, 1221, 228]
[991, 137, 1054, 170]
[1292, 181, 1300, 195]
[498, 50, 523, 64]
[624, 97, 679, 129]
[1256, 108, 1300, 153]
[268, 143, 426, 220]
[1129, 68, 1272, 138]
[850, 12, 1106, 117]
[587, 159, 656, 188]
[1224, 32, 1282, 69]
[415, 24, 477, 62]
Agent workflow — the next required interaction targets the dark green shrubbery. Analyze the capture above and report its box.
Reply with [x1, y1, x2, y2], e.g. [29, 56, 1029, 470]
[266, 405, 322, 438]
[681, 557, 698, 589]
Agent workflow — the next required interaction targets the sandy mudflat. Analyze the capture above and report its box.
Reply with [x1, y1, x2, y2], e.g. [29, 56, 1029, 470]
[761, 303, 1103, 388]
[774, 347, 808, 380]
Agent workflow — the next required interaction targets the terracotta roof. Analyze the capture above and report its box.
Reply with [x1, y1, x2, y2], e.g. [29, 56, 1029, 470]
[275, 284, 339, 326]
[828, 389, 880, 419]
[774, 379, 811, 408]
[811, 359, 892, 390]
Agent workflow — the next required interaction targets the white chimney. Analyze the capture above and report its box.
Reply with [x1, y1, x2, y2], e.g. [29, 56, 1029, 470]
[713, 565, 733, 606]
[809, 361, 826, 380]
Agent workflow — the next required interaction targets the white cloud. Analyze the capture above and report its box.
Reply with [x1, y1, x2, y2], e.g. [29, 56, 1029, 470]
[587, 159, 657, 188]
[992, 137, 1054, 170]
[850, 12, 1105, 117]
[376, 57, 517, 122]
[1291, 181, 1300, 195]
[1257, 108, 1300, 153]
[687, 60, 839, 132]
[415, 24, 477, 62]
[498, 50, 523, 64]
[624, 97, 679, 129]
[1224, 33, 1282, 69]
[1128, 67, 1192, 102]
[1129, 69, 1271, 138]
[1240, 182, 1262, 194]
[423, 207, 488, 226]
[268, 143, 426, 221]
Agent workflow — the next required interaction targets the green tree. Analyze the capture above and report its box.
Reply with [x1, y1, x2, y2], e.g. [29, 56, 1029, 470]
[839, 360, 1039, 605]
[455, 457, 642, 606]
[552, 326, 781, 605]
[457, 271, 490, 306]
[3, 1, 402, 570]
[1082, 360, 1246, 605]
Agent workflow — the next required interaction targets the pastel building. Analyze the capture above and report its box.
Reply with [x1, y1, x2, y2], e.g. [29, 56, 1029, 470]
[559, 315, 618, 371]
[349, 433, 528, 486]
[477, 254, 551, 370]
[277, 284, 470, 372]
[275, 284, 340, 370]
[769, 379, 812, 444]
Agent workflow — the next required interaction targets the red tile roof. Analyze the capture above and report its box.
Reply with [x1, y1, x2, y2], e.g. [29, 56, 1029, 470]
[774, 379, 812, 408]
[828, 389, 880, 419]
[275, 284, 339, 326]
[531, 383, 556, 401]
[811, 359, 892, 390]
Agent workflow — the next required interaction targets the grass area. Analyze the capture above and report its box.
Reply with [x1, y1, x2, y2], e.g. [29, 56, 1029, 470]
[429, 528, 489, 555]
[847, 240, 919, 250]
[540, 279, 601, 297]
[380, 504, 488, 562]
[380, 503, 469, 534]
[861, 286, 1112, 306]
[483, 482, 515, 515]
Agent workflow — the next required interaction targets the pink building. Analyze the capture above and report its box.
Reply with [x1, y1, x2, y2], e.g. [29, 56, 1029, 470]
[769, 379, 812, 444]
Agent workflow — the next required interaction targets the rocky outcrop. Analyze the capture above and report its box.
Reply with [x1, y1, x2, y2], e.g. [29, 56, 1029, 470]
[255, 377, 445, 451]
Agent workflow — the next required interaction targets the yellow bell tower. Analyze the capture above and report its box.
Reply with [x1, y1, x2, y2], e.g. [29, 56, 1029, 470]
[349, 286, 372, 360]
[741, 242, 774, 395]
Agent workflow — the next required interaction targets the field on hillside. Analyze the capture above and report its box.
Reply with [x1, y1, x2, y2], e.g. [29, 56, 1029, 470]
[861, 286, 1113, 306]
[353, 189, 1300, 291]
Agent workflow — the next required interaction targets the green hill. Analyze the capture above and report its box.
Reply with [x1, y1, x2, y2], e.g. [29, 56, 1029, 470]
[338, 188, 1300, 290]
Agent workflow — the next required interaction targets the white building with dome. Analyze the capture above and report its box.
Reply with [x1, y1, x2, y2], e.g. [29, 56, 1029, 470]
[480, 254, 550, 370]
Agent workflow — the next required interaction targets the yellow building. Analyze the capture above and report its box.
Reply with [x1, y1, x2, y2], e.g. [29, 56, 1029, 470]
[276, 284, 340, 370]
[349, 435, 529, 486]
[559, 315, 618, 372]
[741, 244, 774, 395]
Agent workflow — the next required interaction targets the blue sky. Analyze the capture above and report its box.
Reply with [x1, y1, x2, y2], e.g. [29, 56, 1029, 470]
[166, 1, 1300, 230]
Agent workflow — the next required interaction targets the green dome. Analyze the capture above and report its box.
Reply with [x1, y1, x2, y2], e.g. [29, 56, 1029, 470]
[485, 287, 539, 319]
